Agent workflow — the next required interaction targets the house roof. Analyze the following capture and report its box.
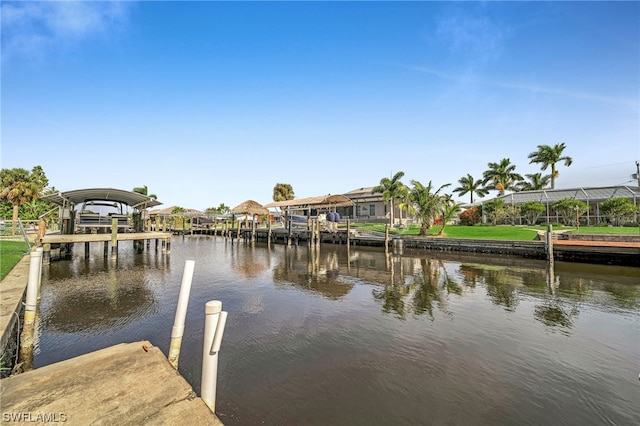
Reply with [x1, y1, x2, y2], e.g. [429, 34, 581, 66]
[466, 185, 640, 207]
[342, 186, 385, 203]
[149, 206, 204, 217]
[264, 194, 354, 210]
[230, 200, 270, 216]
[41, 188, 162, 209]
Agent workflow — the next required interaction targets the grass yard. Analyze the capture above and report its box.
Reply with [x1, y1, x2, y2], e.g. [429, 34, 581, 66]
[348, 223, 639, 240]
[0, 240, 30, 281]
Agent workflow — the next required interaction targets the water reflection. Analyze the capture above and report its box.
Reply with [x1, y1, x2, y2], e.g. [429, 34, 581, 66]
[272, 245, 353, 299]
[33, 238, 640, 426]
[40, 250, 160, 333]
[533, 300, 579, 335]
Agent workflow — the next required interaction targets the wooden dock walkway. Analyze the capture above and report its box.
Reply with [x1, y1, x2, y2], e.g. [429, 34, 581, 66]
[40, 231, 172, 245]
[0, 341, 223, 425]
[39, 231, 172, 261]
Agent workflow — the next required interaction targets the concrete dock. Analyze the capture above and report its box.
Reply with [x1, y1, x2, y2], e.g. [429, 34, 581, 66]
[1, 341, 223, 425]
[0, 252, 223, 425]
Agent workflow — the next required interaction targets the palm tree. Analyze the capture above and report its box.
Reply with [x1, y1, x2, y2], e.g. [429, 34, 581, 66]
[132, 185, 157, 199]
[0, 166, 48, 233]
[453, 174, 488, 204]
[437, 199, 462, 236]
[527, 143, 573, 189]
[372, 171, 405, 227]
[517, 173, 551, 191]
[482, 158, 523, 196]
[403, 180, 451, 235]
[394, 182, 410, 227]
[273, 183, 295, 201]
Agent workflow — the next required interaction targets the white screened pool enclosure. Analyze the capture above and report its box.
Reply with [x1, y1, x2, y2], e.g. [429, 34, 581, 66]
[466, 185, 640, 226]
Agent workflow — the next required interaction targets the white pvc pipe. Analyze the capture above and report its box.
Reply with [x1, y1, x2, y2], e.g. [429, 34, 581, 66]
[36, 247, 43, 290]
[24, 249, 43, 324]
[201, 300, 227, 414]
[168, 260, 196, 369]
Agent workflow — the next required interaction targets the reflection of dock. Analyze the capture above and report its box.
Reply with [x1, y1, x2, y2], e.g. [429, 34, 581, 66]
[1, 341, 223, 425]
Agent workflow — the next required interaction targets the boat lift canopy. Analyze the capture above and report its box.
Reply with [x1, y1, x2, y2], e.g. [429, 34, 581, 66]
[41, 188, 163, 211]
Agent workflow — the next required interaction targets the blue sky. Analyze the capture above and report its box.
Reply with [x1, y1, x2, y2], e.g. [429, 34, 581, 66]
[2, 1, 639, 210]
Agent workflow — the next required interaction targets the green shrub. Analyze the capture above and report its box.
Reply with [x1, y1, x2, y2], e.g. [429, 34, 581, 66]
[459, 208, 481, 226]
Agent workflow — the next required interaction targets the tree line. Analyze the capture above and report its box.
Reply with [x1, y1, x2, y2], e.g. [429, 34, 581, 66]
[371, 143, 637, 233]
[2, 143, 636, 236]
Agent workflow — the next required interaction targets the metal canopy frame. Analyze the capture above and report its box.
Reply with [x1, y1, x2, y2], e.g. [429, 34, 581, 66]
[41, 188, 163, 211]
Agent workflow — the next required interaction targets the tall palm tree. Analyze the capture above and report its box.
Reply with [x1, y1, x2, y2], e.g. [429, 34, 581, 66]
[482, 158, 523, 196]
[0, 166, 48, 233]
[517, 173, 551, 191]
[372, 171, 405, 227]
[403, 180, 451, 235]
[453, 174, 488, 204]
[273, 183, 295, 201]
[132, 185, 157, 199]
[527, 142, 573, 189]
[395, 182, 410, 226]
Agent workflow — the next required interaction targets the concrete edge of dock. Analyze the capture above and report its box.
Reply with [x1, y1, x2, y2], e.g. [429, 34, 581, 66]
[0, 254, 30, 372]
[1, 340, 223, 425]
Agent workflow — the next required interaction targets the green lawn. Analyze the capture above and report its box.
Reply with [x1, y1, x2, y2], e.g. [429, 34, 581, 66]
[347, 223, 639, 240]
[0, 240, 30, 281]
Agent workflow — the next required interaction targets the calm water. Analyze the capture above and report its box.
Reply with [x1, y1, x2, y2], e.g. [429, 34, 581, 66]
[35, 236, 639, 425]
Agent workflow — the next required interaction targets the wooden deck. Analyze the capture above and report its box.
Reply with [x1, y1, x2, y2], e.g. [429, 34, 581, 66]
[40, 231, 172, 261]
[41, 231, 171, 244]
[0, 341, 223, 425]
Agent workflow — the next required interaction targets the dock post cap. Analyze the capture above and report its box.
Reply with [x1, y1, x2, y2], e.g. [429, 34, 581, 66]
[205, 300, 222, 314]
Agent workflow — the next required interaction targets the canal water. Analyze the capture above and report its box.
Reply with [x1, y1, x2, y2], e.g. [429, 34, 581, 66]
[35, 236, 639, 425]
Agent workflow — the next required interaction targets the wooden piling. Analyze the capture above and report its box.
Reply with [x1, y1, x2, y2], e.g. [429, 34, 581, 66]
[385, 224, 389, 250]
[111, 218, 118, 258]
[346, 219, 350, 246]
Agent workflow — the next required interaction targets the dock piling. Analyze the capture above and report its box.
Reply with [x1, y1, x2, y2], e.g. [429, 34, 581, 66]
[201, 300, 228, 414]
[111, 218, 118, 258]
[168, 260, 195, 369]
[24, 249, 43, 324]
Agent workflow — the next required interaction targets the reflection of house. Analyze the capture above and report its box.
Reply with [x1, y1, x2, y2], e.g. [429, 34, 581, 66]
[469, 185, 640, 225]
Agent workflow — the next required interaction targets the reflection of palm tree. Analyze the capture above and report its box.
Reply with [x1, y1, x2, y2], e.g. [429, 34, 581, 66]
[374, 257, 463, 320]
[534, 300, 578, 335]
[372, 285, 408, 319]
[411, 259, 442, 318]
[460, 264, 519, 311]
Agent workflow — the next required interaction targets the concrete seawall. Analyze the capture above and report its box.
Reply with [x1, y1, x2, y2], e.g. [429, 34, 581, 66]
[0, 254, 30, 376]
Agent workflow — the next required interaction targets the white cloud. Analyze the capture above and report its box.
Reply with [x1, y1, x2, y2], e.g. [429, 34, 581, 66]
[2, 0, 131, 62]
[410, 66, 638, 110]
[435, 9, 506, 66]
